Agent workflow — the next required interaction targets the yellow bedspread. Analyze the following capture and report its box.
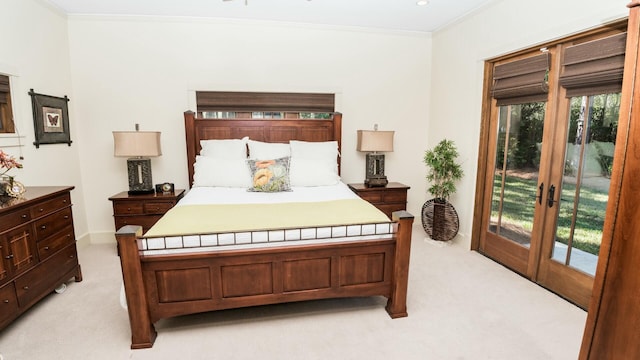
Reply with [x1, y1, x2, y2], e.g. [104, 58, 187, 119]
[144, 199, 390, 237]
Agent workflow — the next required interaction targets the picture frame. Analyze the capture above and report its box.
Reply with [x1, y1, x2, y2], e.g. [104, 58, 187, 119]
[29, 89, 72, 148]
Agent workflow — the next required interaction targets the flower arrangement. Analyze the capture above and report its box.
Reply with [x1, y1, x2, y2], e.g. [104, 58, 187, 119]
[0, 149, 23, 177]
[0, 150, 24, 197]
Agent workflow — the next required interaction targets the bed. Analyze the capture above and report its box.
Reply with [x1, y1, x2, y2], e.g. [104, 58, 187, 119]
[115, 110, 414, 349]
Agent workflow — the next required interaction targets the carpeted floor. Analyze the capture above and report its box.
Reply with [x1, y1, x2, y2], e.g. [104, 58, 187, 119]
[0, 227, 586, 359]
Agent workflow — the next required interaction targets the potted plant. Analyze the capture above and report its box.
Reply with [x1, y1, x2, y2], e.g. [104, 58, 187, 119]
[422, 139, 463, 241]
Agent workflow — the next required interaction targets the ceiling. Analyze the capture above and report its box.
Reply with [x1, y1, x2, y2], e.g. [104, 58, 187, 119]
[44, 0, 495, 33]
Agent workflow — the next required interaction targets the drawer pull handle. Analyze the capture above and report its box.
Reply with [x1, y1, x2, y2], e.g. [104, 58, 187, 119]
[64, 215, 69, 219]
[21, 214, 27, 219]
[3, 299, 8, 304]
[39, 208, 44, 212]
[5, 255, 13, 259]
[23, 286, 29, 290]
[63, 199, 68, 203]
[41, 225, 46, 230]
[44, 246, 50, 251]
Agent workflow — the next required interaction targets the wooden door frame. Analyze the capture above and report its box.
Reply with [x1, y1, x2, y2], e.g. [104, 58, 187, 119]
[472, 20, 628, 308]
[580, 2, 640, 358]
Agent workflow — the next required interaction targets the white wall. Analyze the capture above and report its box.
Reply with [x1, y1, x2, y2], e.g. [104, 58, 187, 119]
[0, 0, 88, 240]
[429, 0, 629, 247]
[66, 16, 432, 240]
[4, 0, 631, 246]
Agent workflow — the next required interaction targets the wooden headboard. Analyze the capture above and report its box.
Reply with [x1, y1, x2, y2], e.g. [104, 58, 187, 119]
[183, 111, 343, 187]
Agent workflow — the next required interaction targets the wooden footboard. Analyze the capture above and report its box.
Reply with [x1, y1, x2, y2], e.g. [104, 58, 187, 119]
[116, 211, 413, 349]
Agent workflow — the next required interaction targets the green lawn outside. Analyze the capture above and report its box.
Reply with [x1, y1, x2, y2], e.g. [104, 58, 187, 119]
[491, 174, 607, 255]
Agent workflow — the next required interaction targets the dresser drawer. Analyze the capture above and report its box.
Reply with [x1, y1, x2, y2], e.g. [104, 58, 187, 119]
[114, 202, 144, 215]
[30, 193, 71, 219]
[34, 207, 73, 241]
[0, 282, 18, 329]
[144, 201, 175, 214]
[16, 243, 78, 308]
[37, 225, 75, 261]
[0, 207, 31, 233]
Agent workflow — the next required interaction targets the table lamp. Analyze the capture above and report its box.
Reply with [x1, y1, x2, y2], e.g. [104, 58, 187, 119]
[113, 124, 162, 195]
[357, 125, 394, 187]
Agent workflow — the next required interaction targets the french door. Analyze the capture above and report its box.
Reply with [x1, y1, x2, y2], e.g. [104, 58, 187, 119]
[478, 92, 620, 309]
[473, 23, 628, 309]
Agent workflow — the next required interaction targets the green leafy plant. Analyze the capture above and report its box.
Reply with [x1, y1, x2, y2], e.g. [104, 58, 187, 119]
[424, 139, 463, 201]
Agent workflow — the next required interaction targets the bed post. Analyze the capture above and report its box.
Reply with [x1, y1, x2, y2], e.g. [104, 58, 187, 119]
[115, 225, 157, 349]
[333, 112, 342, 175]
[184, 110, 197, 187]
[386, 211, 414, 318]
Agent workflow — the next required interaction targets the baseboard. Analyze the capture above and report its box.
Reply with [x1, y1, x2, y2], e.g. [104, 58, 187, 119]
[78, 231, 116, 245]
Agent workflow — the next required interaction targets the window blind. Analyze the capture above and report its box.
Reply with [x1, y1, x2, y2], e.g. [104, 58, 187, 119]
[0, 75, 9, 104]
[196, 91, 335, 112]
[559, 32, 626, 97]
[492, 53, 550, 106]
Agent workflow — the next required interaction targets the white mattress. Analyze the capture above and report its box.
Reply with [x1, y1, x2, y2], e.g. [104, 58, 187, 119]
[139, 182, 395, 255]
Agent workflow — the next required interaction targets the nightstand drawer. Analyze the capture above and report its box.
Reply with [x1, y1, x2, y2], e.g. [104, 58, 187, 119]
[377, 204, 406, 217]
[109, 189, 185, 234]
[114, 202, 144, 215]
[115, 215, 162, 233]
[144, 202, 175, 214]
[348, 182, 410, 219]
[382, 190, 407, 203]
[358, 192, 383, 203]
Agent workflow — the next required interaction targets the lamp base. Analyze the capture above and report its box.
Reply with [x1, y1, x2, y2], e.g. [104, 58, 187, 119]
[365, 176, 388, 187]
[127, 158, 154, 194]
[365, 153, 388, 187]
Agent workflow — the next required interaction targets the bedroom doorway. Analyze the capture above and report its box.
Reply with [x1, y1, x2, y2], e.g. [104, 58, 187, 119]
[473, 26, 626, 309]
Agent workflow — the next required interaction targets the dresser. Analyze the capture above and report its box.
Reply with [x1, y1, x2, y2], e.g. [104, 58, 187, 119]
[348, 182, 410, 218]
[109, 189, 185, 234]
[0, 186, 82, 330]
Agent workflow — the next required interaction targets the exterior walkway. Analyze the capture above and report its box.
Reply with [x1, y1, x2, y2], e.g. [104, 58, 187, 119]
[552, 242, 598, 275]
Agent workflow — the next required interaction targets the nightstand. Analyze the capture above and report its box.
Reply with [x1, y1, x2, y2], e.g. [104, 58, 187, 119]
[348, 182, 410, 218]
[109, 189, 185, 233]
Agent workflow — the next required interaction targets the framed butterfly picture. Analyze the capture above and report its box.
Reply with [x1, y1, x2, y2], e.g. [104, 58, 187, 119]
[29, 89, 72, 148]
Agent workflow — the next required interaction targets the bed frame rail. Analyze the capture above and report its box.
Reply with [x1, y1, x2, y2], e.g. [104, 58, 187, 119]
[116, 211, 413, 349]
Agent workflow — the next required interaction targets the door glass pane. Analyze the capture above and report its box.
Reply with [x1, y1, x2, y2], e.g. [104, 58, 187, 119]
[489, 102, 546, 247]
[553, 93, 619, 275]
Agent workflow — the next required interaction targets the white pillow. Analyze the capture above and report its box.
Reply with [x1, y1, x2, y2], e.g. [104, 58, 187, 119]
[248, 140, 291, 160]
[192, 156, 251, 187]
[289, 140, 340, 186]
[200, 136, 248, 159]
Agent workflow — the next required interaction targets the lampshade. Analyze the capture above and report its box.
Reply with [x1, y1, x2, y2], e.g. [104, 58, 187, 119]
[356, 130, 394, 153]
[113, 131, 162, 157]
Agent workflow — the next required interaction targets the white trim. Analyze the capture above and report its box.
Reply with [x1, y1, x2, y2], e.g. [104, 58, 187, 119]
[67, 13, 433, 38]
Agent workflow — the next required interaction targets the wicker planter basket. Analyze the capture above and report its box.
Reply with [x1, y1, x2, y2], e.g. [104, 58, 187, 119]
[421, 198, 459, 241]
